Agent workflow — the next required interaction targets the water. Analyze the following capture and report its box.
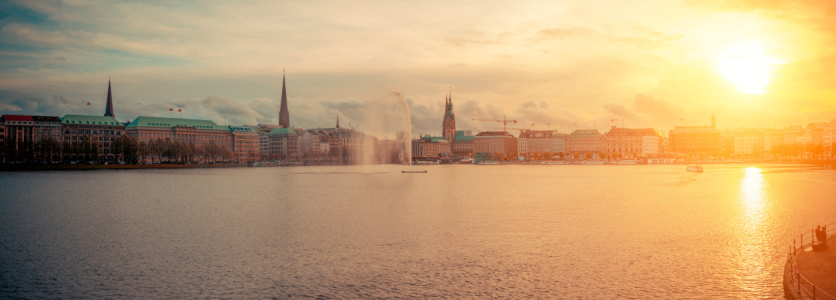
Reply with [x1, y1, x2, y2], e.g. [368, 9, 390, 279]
[1, 164, 834, 299]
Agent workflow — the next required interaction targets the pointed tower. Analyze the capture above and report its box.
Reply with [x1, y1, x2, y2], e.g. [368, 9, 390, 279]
[104, 76, 115, 118]
[336, 115, 340, 129]
[442, 87, 456, 143]
[279, 70, 290, 128]
[711, 113, 716, 128]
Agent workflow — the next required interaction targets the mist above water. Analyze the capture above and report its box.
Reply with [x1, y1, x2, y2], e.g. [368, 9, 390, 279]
[352, 91, 412, 164]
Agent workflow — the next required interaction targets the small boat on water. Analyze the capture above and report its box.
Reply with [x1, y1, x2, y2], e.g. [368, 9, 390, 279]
[542, 161, 568, 165]
[479, 161, 500, 165]
[581, 160, 604, 165]
[402, 170, 427, 173]
[686, 164, 704, 172]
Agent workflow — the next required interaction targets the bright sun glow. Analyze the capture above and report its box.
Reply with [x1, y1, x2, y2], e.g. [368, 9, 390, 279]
[718, 41, 784, 94]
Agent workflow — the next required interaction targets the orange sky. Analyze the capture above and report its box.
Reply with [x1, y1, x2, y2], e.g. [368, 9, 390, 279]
[0, 0, 834, 136]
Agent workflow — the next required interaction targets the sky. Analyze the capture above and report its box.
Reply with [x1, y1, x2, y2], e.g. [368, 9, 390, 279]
[1, 0, 835, 138]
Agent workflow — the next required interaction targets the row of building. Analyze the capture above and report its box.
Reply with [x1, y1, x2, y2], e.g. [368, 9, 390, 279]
[0, 75, 405, 164]
[414, 96, 836, 161]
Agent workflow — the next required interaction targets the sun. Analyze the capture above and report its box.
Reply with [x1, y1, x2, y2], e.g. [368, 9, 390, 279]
[717, 41, 784, 94]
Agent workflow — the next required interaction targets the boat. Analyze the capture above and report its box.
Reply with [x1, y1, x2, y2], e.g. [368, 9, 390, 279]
[581, 160, 604, 165]
[479, 161, 500, 165]
[542, 161, 568, 165]
[686, 164, 704, 172]
[402, 170, 428, 173]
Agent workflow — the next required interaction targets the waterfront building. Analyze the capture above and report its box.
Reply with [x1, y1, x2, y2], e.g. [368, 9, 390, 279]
[825, 119, 836, 157]
[473, 131, 517, 160]
[126, 116, 232, 161]
[61, 115, 126, 161]
[566, 129, 606, 159]
[669, 115, 721, 158]
[606, 127, 664, 159]
[439, 92, 475, 158]
[279, 71, 290, 128]
[733, 127, 765, 157]
[0, 115, 62, 162]
[452, 130, 474, 157]
[551, 133, 567, 156]
[229, 126, 259, 163]
[720, 128, 736, 157]
[803, 122, 827, 145]
[268, 127, 298, 161]
[764, 128, 785, 155]
[518, 130, 554, 160]
[412, 135, 451, 159]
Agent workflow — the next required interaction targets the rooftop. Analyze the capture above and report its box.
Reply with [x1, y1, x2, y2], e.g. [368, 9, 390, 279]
[126, 116, 230, 131]
[62, 115, 123, 126]
[570, 129, 602, 136]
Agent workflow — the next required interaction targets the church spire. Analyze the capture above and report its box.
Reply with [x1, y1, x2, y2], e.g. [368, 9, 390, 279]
[336, 115, 340, 129]
[711, 113, 716, 128]
[279, 69, 289, 128]
[104, 76, 115, 118]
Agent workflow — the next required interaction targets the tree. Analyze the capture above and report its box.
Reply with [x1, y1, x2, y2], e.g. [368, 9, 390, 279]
[112, 135, 124, 163]
[80, 135, 92, 162]
[137, 140, 149, 163]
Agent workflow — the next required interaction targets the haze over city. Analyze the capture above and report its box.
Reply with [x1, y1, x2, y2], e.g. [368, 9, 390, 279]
[1, 0, 835, 136]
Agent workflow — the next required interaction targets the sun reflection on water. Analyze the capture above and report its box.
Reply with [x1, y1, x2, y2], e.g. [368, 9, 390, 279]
[736, 167, 771, 293]
[741, 167, 765, 221]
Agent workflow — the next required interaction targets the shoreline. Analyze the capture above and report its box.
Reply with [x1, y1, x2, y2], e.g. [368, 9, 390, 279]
[0, 163, 247, 171]
[1, 159, 834, 171]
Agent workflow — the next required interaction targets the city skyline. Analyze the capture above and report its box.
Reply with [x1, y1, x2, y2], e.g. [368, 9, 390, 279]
[1, 1, 835, 136]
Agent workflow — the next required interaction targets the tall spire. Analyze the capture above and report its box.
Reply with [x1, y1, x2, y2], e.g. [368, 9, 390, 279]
[336, 115, 340, 129]
[104, 76, 115, 118]
[711, 113, 716, 128]
[279, 69, 290, 128]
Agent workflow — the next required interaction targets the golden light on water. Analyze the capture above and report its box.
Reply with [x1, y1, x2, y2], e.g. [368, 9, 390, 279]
[737, 167, 769, 292]
[718, 42, 784, 95]
[740, 167, 766, 218]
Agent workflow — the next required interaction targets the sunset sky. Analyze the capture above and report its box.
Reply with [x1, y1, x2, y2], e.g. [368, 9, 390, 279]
[1, 0, 835, 137]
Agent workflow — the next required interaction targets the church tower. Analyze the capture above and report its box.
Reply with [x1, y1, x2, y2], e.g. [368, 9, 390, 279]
[279, 70, 290, 128]
[711, 113, 716, 128]
[336, 115, 340, 129]
[104, 76, 115, 118]
[442, 88, 456, 143]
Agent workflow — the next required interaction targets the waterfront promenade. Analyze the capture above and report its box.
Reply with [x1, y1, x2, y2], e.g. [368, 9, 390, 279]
[785, 228, 836, 300]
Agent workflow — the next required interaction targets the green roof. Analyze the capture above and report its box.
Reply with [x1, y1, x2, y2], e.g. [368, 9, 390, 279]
[455, 130, 474, 142]
[269, 128, 298, 135]
[61, 115, 123, 126]
[126, 116, 230, 131]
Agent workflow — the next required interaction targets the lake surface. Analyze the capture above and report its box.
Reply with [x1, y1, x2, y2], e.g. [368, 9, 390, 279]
[1, 164, 835, 299]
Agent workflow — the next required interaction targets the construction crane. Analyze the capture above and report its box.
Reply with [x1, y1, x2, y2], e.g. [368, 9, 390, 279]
[472, 115, 517, 132]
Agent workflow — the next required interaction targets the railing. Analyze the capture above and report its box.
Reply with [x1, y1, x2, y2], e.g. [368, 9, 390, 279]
[785, 221, 836, 300]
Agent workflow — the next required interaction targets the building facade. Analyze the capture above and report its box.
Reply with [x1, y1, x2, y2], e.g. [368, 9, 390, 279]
[61, 115, 126, 161]
[412, 135, 451, 159]
[733, 127, 765, 157]
[606, 127, 664, 159]
[566, 129, 606, 159]
[1, 115, 62, 162]
[518, 130, 554, 160]
[126, 116, 233, 162]
[473, 131, 517, 160]
[230, 126, 259, 162]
